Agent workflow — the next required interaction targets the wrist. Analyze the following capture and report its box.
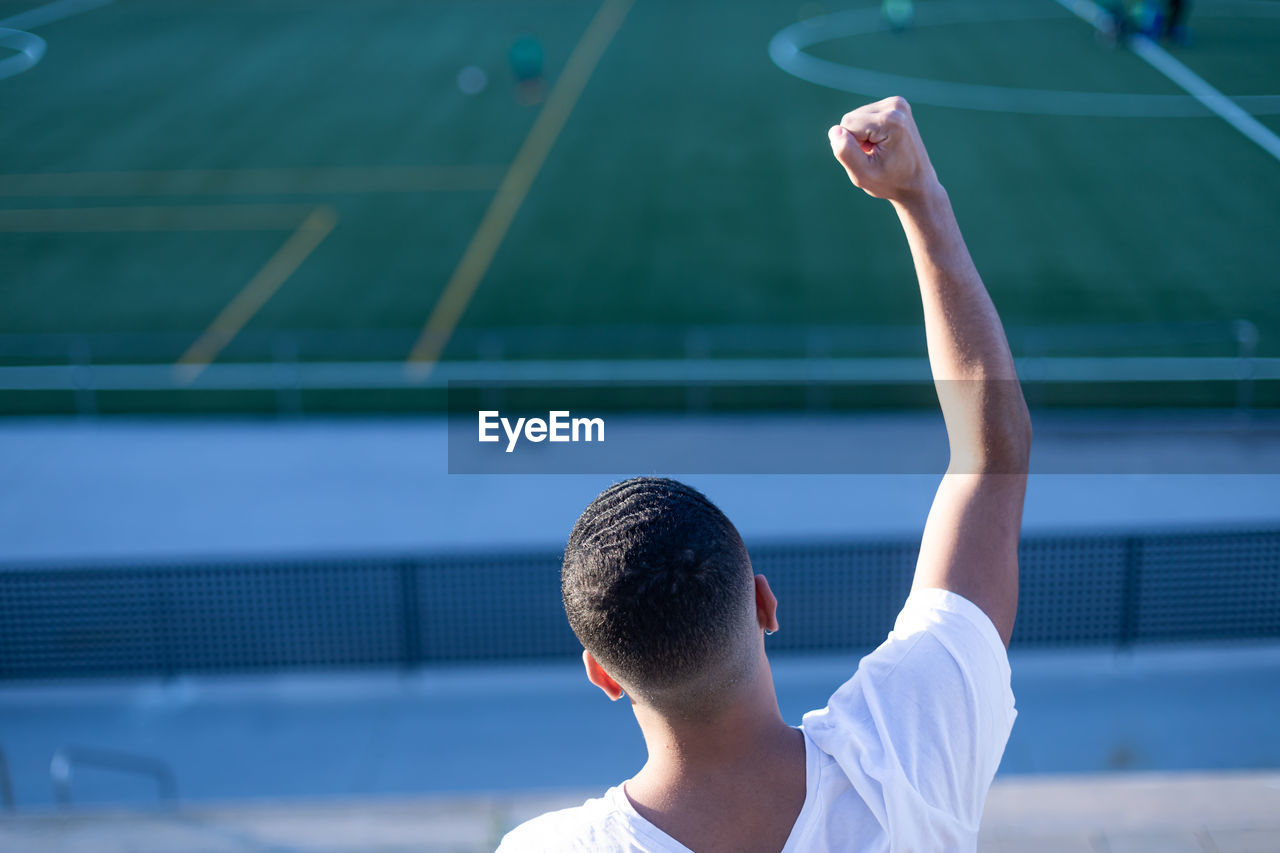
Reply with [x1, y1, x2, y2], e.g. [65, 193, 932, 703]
[891, 177, 949, 220]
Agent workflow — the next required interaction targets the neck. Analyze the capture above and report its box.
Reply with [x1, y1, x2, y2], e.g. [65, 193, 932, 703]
[628, 656, 797, 796]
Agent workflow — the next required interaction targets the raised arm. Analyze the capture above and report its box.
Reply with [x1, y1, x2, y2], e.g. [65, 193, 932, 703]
[829, 97, 1031, 647]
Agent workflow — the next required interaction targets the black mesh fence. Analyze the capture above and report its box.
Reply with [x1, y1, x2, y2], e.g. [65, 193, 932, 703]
[2, 527, 1278, 679]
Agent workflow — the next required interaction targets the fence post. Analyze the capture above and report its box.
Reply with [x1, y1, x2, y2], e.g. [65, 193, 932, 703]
[69, 337, 97, 417]
[400, 560, 422, 668]
[151, 569, 177, 679]
[1120, 535, 1143, 648]
[0, 746, 14, 811]
[272, 334, 303, 417]
[479, 333, 505, 413]
[684, 328, 710, 412]
[1234, 319, 1258, 420]
[804, 328, 830, 411]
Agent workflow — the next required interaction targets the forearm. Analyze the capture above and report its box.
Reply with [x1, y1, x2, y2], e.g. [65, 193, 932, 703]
[893, 186, 1031, 472]
[830, 97, 1028, 644]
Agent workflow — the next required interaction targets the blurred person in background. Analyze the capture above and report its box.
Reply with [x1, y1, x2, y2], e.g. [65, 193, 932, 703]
[1163, 0, 1191, 44]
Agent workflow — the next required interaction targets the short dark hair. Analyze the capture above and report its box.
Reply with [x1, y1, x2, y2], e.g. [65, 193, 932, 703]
[561, 477, 757, 714]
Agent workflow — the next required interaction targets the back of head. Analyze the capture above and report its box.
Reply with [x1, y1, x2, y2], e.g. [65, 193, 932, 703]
[562, 477, 758, 717]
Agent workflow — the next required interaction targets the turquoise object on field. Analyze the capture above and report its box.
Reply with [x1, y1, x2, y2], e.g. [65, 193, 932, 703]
[882, 0, 914, 30]
[509, 36, 544, 82]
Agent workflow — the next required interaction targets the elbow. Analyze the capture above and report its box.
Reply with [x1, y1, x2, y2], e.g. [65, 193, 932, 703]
[954, 398, 1031, 475]
[996, 375, 1032, 468]
[992, 398, 1032, 473]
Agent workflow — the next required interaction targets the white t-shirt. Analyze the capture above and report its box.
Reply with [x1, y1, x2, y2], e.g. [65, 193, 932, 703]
[498, 587, 1016, 852]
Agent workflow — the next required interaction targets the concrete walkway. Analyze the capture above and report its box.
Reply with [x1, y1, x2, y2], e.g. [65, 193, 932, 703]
[977, 772, 1280, 852]
[1, 771, 1276, 852]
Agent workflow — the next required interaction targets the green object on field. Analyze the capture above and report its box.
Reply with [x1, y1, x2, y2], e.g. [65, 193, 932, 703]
[509, 36, 544, 82]
[882, 0, 914, 30]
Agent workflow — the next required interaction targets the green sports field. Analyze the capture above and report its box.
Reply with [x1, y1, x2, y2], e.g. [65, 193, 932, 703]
[2, 0, 1279, 413]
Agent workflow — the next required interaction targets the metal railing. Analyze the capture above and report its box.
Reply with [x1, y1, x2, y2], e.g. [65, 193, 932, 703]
[0, 321, 1270, 415]
[50, 747, 177, 807]
[0, 746, 14, 811]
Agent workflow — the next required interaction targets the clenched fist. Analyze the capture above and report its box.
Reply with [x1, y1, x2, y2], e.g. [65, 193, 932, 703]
[828, 97, 941, 204]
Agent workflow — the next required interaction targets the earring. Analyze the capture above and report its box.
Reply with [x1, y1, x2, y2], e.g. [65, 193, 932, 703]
[764, 629, 776, 636]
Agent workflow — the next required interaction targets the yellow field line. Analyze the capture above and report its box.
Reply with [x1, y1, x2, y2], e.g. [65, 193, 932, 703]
[406, 0, 635, 373]
[176, 206, 338, 382]
[0, 204, 317, 232]
[0, 165, 505, 197]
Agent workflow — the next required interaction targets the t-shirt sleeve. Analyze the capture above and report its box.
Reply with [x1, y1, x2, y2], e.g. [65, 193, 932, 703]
[802, 587, 1016, 834]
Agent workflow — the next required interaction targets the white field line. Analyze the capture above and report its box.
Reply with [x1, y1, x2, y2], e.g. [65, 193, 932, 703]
[1051, 0, 1280, 163]
[0, 27, 45, 80]
[0, 357, 1276, 391]
[0, 0, 115, 81]
[0, 0, 114, 31]
[768, 2, 1280, 117]
[1129, 38, 1280, 162]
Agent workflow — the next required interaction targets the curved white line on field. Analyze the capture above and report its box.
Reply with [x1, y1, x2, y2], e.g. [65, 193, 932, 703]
[0, 0, 117, 81]
[769, 3, 1280, 117]
[0, 27, 46, 81]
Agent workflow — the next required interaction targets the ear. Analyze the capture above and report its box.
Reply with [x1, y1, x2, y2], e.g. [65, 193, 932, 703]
[583, 650, 625, 701]
[755, 574, 779, 634]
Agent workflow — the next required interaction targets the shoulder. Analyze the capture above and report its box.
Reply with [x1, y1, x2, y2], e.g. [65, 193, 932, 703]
[806, 587, 1013, 735]
[830, 587, 1011, 695]
[891, 586, 1010, 658]
[496, 788, 642, 853]
[801, 588, 1016, 831]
